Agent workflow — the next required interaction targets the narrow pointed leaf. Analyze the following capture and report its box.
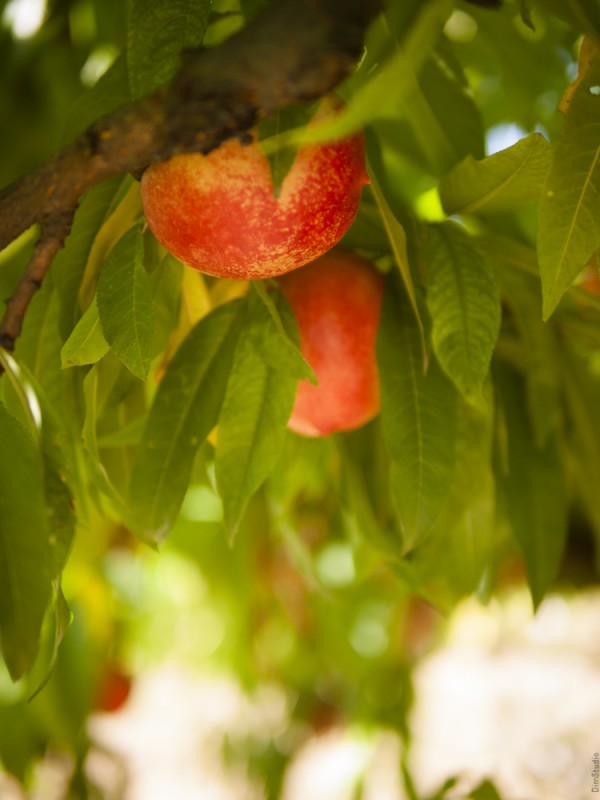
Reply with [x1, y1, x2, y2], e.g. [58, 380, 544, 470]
[52, 175, 130, 341]
[369, 165, 426, 357]
[403, 46, 485, 175]
[495, 365, 567, 608]
[561, 351, 600, 552]
[249, 282, 315, 382]
[0, 404, 54, 681]
[426, 222, 501, 398]
[258, 104, 316, 196]
[377, 278, 457, 549]
[419, 393, 496, 602]
[97, 226, 153, 379]
[439, 133, 551, 216]
[13, 280, 64, 414]
[129, 300, 244, 542]
[480, 235, 560, 446]
[1, 354, 78, 572]
[61, 297, 109, 368]
[28, 584, 72, 702]
[216, 335, 297, 538]
[539, 55, 600, 318]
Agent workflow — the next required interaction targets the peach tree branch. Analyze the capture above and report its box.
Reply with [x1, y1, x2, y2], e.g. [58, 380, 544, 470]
[0, 0, 381, 357]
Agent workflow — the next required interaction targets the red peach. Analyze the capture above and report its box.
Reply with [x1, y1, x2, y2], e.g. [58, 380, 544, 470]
[278, 248, 383, 437]
[140, 111, 367, 280]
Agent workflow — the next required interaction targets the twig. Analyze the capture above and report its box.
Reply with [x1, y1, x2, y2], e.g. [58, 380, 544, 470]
[0, 211, 75, 354]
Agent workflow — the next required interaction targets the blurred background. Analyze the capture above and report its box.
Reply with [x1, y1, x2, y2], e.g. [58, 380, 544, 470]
[0, 474, 598, 799]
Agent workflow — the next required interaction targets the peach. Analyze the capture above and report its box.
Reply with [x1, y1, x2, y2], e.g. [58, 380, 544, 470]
[278, 248, 383, 437]
[140, 112, 367, 280]
[94, 664, 132, 713]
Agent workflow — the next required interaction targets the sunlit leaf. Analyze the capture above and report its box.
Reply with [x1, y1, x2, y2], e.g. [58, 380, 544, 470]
[60, 297, 109, 368]
[539, 55, 600, 319]
[439, 133, 551, 216]
[425, 222, 501, 398]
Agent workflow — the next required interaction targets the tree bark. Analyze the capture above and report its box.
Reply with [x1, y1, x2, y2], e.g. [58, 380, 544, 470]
[0, 0, 380, 253]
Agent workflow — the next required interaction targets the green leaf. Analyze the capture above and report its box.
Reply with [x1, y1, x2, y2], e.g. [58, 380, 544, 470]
[60, 297, 109, 368]
[129, 299, 244, 543]
[53, 176, 130, 341]
[377, 278, 457, 549]
[28, 584, 72, 702]
[1, 353, 78, 573]
[258, 103, 317, 196]
[421, 392, 496, 601]
[519, 0, 536, 30]
[425, 222, 501, 398]
[495, 364, 567, 608]
[249, 282, 315, 382]
[469, 779, 505, 800]
[127, 0, 213, 99]
[367, 134, 426, 357]
[97, 416, 146, 448]
[560, 350, 600, 560]
[539, 56, 600, 319]
[79, 364, 133, 520]
[0, 403, 54, 681]
[150, 254, 184, 357]
[480, 235, 560, 446]
[97, 226, 154, 380]
[338, 424, 403, 557]
[61, 55, 130, 143]
[13, 281, 64, 414]
[535, 0, 600, 36]
[216, 334, 297, 538]
[402, 45, 485, 175]
[439, 133, 551, 216]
